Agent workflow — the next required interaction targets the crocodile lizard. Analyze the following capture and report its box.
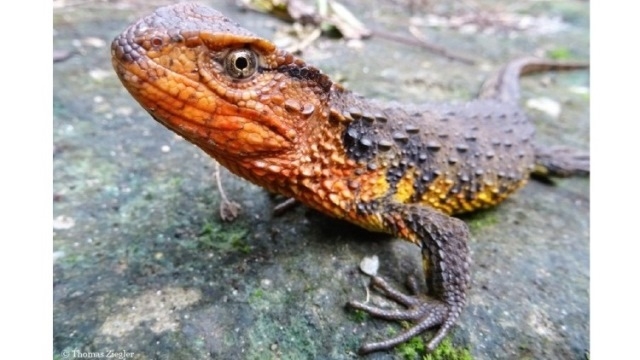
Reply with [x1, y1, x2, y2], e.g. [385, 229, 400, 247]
[111, 3, 589, 354]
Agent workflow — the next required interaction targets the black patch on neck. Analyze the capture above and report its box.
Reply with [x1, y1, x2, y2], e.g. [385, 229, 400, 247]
[277, 64, 332, 93]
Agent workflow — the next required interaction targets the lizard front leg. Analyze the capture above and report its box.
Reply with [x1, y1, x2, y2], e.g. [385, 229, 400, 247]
[348, 202, 471, 354]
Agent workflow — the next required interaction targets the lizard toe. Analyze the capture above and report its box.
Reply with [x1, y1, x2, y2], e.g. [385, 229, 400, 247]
[348, 275, 453, 354]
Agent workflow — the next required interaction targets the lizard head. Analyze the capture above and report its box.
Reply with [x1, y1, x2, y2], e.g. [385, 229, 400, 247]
[111, 3, 333, 161]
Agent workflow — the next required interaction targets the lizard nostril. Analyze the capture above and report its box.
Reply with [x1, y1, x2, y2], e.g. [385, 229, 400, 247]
[151, 37, 163, 47]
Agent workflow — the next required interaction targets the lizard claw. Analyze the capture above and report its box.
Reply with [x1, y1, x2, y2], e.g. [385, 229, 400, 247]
[347, 275, 452, 354]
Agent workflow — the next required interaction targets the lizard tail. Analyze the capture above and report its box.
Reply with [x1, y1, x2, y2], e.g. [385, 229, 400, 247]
[478, 57, 589, 103]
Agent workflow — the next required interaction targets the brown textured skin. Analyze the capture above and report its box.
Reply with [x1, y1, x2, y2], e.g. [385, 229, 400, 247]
[111, 3, 589, 354]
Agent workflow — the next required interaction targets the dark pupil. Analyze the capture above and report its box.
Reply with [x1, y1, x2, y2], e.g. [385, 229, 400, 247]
[235, 56, 248, 70]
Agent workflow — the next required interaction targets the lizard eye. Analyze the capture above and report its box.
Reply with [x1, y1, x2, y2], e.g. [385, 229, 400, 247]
[224, 49, 257, 79]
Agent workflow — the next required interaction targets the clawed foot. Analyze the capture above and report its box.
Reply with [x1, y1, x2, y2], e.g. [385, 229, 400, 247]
[347, 276, 455, 354]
